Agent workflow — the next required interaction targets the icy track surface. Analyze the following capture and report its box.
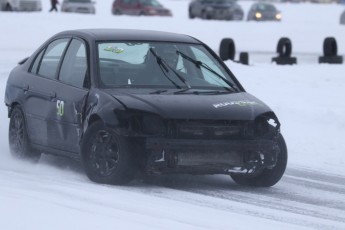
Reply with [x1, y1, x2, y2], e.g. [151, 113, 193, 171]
[0, 156, 345, 230]
[1, 0, 345, 229]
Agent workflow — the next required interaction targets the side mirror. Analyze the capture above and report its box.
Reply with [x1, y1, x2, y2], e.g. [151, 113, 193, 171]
[18, 57, 29, 65]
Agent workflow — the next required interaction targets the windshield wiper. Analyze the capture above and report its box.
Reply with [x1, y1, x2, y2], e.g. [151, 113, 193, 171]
[174, 89, 233, 95]
[149, 89, 168, 94]
[149, 48, 181, 89]
[176, 50, 237, 91]
[150, 48, 191, 90]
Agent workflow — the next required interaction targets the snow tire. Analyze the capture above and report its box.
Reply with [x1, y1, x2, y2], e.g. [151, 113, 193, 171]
[8, 105, 41, 162]
[81, 121, 137, 185]
[231, 134, 288, 187]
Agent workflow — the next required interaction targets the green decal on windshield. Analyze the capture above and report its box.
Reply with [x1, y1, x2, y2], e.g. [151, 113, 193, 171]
[104, 46, 124, 54]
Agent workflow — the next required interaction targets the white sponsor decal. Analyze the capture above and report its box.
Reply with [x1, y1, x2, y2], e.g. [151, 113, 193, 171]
[213, 101, 259, 109]
[56, 100, 64, 116]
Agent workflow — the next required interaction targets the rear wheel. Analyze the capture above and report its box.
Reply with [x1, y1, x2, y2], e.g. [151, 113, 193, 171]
[202, 11, 211, 20]
[112, 8, 122, 15]
[5, 3, 13, 11]
[9, 105, 41, 162]
[81, 121, 137, 185]
[231, 134, 288, 187]
[189, 8, 195, 19]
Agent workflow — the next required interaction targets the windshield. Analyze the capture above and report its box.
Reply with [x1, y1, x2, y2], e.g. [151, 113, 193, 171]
[257, 4, 276, 12]
[66, 0, 92, 2]
[203, 0, 236, 5]
[139, 0, 162, 7]
[97, 42, 238, 91]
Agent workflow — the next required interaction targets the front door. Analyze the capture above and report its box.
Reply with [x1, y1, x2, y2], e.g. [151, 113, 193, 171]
[48, 38, 90, 154]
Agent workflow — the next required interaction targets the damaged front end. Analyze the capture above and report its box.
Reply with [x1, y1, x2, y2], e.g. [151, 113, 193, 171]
[121, 110, 281, 177]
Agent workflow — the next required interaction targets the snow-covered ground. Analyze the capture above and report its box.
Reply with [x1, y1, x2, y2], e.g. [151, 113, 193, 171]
[1, 0, 345, 229]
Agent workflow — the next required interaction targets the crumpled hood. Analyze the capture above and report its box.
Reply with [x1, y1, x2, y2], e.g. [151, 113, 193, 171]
[111, 92, 272, 120]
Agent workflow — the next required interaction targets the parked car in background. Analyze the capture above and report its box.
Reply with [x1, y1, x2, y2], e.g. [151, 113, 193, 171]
[340, 10, 345, 24]
[112, 0, 172, 16]
[4, 28, 287, 187]
[61, 0, 96, 14]
[189, 0, 244, 21]
[247, 2, 281, 21]
[0, 0, 42, 11]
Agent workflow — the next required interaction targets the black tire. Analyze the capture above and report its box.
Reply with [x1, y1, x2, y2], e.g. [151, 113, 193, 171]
[189, 8, 195, 19]
[219, 38, 236, 61]
[323, 37, 337, 57]
[239, 52, 249, 65]
[81, 121, 137, 185]
[112, 8, 122, 15]
[202, 11, 210, 20]
[5, 3, 12, 11]
[318, 55, 343, 64]
[226, 13, 234, 21]
[277, 37, 292, 57]
[8, 105, 41, 162]
[231, 134, 288, 187]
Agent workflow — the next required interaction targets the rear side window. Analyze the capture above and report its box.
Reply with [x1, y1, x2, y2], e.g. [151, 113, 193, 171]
[37, 39, 70, 79]
[30, 50, 44, 74]
[59, 39, 88, 88]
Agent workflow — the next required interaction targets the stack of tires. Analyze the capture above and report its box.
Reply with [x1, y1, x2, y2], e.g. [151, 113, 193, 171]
[272, 37, 297, 65]
[319, 37, 343, 64]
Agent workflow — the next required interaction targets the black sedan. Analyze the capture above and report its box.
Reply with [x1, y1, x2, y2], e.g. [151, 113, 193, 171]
[189, 0, 244, 20]
[247, 2, 281, 21]
[5, 29, 287, 186]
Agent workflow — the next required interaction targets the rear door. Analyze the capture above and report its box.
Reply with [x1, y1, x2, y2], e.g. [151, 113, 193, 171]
[25, 38, 70, 148]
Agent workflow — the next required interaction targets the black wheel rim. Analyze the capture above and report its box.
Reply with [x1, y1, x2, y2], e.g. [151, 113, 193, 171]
[9, 111, 25, 156]
[89, 130, 120, 177]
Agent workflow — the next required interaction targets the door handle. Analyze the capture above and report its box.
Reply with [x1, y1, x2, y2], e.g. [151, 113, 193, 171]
[22, 85, 29, 93]
[49, 91, 57, 100]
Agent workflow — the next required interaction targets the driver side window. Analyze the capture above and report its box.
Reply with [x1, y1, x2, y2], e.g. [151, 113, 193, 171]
[59, 39, 88, 88]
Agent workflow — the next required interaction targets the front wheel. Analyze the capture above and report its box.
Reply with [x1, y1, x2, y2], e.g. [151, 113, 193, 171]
[81, 121, 137, 185]
[9, 105, 41, 162]
[231, 134, 288, 187]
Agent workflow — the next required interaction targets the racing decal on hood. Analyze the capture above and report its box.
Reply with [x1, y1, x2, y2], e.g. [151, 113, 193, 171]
[213, 101, 259, 109]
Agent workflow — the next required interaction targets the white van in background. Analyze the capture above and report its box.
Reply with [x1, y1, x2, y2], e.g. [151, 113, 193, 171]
[61, 0, 96, 14]
[0, 0, 42, 11]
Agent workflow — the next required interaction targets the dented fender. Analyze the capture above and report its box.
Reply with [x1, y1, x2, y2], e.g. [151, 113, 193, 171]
[82, 89, 126, 138]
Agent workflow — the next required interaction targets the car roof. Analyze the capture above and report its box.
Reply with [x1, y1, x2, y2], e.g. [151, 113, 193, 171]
[54, 29, 200, 43]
